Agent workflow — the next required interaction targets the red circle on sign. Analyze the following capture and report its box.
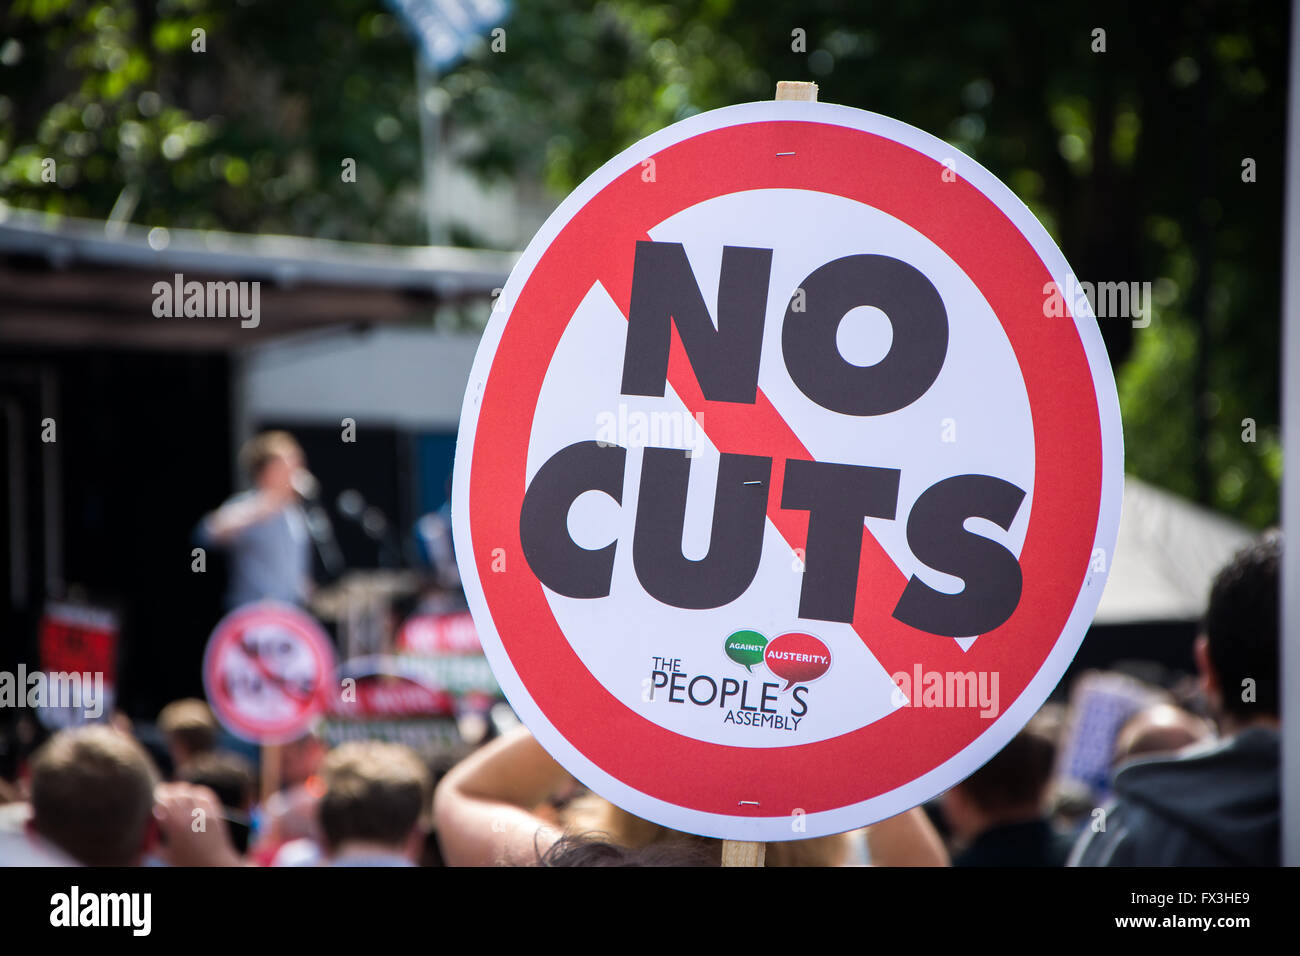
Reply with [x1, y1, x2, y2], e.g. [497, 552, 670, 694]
[202, 601, 337, 745]
[461, 106, 1114, 833]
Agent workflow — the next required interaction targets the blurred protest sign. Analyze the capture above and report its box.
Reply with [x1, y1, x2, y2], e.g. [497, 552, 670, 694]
[322, 655, 462, 760]
[1055, 670, 1168, 803]
[397, 608, 480, 655]
[202, 601, 336, 746]
[395, 608, 500, 698]
[393, 607, 502, 749]
[453, 96, 1123, 842]
[318, 607, 504, 761]
[33, 601, 117, 730]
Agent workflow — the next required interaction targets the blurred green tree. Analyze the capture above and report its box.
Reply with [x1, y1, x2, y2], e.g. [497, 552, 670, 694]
[1, 0, 426, 241]
[0, 0, 1284, 527]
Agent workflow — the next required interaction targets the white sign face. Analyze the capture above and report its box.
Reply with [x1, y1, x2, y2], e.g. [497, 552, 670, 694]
[454, 100, 1123, 841]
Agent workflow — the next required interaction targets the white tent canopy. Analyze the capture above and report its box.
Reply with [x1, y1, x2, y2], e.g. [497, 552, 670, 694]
[1093, 476, 1257, 626]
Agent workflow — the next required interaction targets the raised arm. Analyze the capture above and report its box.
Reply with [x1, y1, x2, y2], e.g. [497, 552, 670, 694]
[865, 806, 950, 866]
[432, 725, 574, 866]
[201, 489, 286, 545]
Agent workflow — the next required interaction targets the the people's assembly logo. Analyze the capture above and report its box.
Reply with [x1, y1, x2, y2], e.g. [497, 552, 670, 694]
[646, 630, 831, 733]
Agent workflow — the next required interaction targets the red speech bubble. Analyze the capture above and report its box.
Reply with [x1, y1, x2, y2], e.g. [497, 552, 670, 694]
[763, 632, 832, 691]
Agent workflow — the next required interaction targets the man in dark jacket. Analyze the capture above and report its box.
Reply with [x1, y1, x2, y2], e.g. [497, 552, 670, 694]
[1069, 532, 1280, 866]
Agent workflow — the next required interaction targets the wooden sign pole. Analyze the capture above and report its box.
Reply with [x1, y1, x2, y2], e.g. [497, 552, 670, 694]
[260, 743, 282, 806]
[721, 839, 767, 867]
[775, 80, 818, 102]
[718, 78, 818, 871]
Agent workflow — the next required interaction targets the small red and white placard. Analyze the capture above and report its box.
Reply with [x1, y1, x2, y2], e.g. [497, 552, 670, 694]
[202, 601, 337, 745]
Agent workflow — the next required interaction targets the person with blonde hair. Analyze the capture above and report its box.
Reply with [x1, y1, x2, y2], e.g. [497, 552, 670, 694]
[156, 697, 219, 773]
[199, 430, 314, 608]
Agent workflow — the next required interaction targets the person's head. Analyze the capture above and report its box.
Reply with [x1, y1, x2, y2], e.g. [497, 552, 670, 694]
[239, 431, 304, 495]
[28, 726, 160, 866]
[560, 794, 850, 867]
[942, 716, 1056, 842]
[179, 751, 256, 854]
[1113, 703, 1213, 765]
[536, 831, 719, 867]
[157, 698, 218, 772]
[179, 751, 255, 811]
[317, 742, 432, 861]
[1196, 531, 1280, 729]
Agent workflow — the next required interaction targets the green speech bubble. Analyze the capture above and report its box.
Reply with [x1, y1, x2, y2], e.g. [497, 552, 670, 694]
[725, 629, 768, 672]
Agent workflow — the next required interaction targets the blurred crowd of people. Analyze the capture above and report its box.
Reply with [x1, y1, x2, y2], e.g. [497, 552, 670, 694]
[0, 530, 1280, 867]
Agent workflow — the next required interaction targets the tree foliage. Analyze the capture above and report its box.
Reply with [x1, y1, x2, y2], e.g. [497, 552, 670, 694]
[1, 0, 426, 241]
[0, 0, 1285, 526]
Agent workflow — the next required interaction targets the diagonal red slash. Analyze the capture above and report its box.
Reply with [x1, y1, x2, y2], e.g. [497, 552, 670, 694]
[234, 637, 314, 706]
[594, 236, 982, 685]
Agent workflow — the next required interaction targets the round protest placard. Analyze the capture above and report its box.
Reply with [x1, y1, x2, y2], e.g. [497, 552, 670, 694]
[453, 100, 1122, 841]
[202, 601, 337, 745]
